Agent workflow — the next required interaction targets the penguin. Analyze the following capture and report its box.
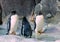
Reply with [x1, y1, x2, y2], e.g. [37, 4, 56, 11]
[35, 12, 44, 38]
[21, 17, 32, 38]
[7, 11, 19, 35]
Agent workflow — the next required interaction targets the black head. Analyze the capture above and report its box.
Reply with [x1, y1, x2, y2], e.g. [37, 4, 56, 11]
[39, 11, 42, 15]
[22, 16, 29, 24]
[23, 17, 27, 22]
[11, 10, 16, 15]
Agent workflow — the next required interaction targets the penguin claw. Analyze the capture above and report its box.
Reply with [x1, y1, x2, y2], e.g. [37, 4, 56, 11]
[38, 31, 44, 34]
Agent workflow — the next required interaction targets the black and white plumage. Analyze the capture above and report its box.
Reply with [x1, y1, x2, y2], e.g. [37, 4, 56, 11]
[35, 15, 44, 32]
[21, 17, 32, 38]
[35, 15, 44, 38]
[7, 14, 19, 35]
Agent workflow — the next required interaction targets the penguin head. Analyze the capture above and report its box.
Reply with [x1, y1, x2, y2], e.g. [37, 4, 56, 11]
[39, 11, 43, 15]
[11, 10, 16, 15]
[22, 16, 29, 24]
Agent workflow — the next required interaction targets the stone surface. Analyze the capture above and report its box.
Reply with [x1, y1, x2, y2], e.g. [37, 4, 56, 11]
[0, 0, 36, 17]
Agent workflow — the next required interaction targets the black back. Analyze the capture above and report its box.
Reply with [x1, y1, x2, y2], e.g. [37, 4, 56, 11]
[21, 17, 32, 38]
[6, 15, 12, 35]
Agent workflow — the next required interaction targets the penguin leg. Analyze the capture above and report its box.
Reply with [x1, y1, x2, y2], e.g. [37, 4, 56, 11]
[9, 31, 16, 35]
[37, 28, 44, 34]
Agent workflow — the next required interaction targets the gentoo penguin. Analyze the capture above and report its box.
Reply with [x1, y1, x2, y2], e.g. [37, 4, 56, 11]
[35, 12, 44, 38]
[21, 16, 32, 38]
[7, 11, 19, 35]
